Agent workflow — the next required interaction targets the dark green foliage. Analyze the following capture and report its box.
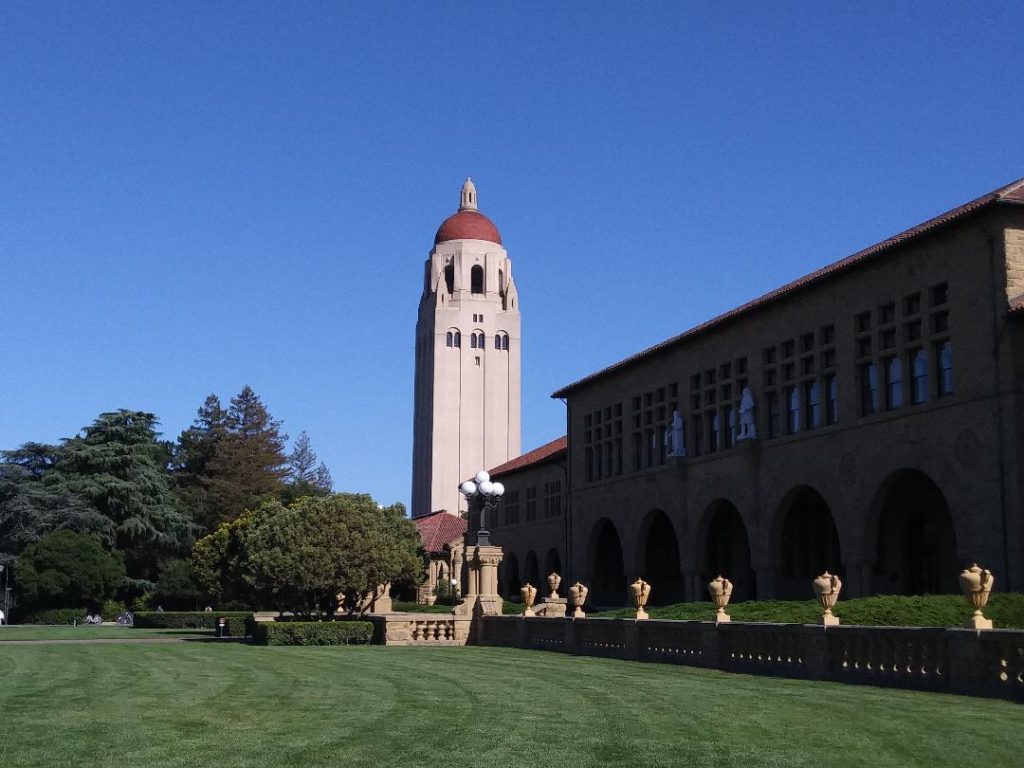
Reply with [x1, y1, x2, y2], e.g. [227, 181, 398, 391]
[133, 610, 252, 636]
[594, 593, 1024, 628]
[23, 607, 88, 625]
[100, 600, 126, 621]
[251, 620, 372, 645]
[150, 558, 205, 610]
[172, 395, 230, 534]
[281, 431, 333, 504]
[15, 530, 125, 612]
[46, 411, 192, 576]
[0, 448, 111, 559]
[391, 600, 454, 614]
[193, 493, 423, 615]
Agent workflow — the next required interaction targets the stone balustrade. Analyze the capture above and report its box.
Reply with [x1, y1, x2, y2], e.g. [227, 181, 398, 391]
[367, 613, 460, 646]
[480, 615, 1024, 702]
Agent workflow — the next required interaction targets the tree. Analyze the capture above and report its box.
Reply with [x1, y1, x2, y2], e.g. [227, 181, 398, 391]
[15, 529, 125, 611]
[192, 493, 423, 615]
[1, 447, 113, 560]
[172, 395, 230, 534]
[205, 386, 289, 525]
[46, 410, 192, 578]
[151, 558, 205, 610]
[281, 431, 333, 504]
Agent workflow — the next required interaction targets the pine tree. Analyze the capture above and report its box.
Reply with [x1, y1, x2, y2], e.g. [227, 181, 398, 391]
[280, 431, 334, 504]
[46, 410, 192, 579]
[173, 395, 230, 534]
[205, 386, 289, 524]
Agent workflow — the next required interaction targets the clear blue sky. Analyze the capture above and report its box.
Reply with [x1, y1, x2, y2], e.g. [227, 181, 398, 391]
[2, 2, 1022, 511]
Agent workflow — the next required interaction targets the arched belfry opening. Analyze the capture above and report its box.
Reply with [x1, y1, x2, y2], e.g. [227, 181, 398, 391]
[471, 264, 484, 294]
[444, 262, 454, 294]
[589, 518, 626, 607]
[869, 469, 958, 595]
[637, 510, 683, 605]
[699, 501, 756, 601]
[776, 487, 842, 599]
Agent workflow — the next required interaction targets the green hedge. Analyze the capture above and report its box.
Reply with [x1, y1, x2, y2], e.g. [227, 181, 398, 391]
[24, 608, 88, 625]
[252, 621, 373, 646]
[134, 611, 253, 636]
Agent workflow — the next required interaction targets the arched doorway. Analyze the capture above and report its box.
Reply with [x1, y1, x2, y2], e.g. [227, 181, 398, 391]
[700, 501, 756, 601]
[589, 518, 626, 607]
[544, 549, 562, 584]
[503, 552, 520, 598]
[523, 550, 541, 593]
[870, 469, 958, 595]
[776, 487, 842, 599]
[637, 510, 683, 605]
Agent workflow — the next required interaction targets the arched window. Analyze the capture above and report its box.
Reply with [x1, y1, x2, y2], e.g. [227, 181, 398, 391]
[453, 331, 461, 348]
[498, 269, 505, 293]
[444, 263, 454, 294]
[470, 333, 477, 349]
[471, 265, 484, 294]
[502, 334, 509, 351]
[937, 342, 953, 396]
[494, 334, 501, 350]
[446, 331, 453, 347]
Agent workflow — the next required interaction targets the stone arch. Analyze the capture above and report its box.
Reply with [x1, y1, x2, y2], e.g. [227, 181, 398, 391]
[544, 548, 562, 583]
[471, 264, 484, 294]
[697, 500, 756, 602]
[523, 550, 541, 593]
[587, 517, 626, 607]
[774, 486, 842, 599]
[503, 552, 520, 598]
[867, 469, 958, 595]
[635, 509, 683, 605]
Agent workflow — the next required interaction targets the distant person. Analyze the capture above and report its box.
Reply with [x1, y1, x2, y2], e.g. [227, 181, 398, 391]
[0, 608, 5, 626]
[156, 605, 164, 612]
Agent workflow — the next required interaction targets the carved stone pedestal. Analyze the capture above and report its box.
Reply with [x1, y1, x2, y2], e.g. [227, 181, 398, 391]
[452, 544, 504, 643]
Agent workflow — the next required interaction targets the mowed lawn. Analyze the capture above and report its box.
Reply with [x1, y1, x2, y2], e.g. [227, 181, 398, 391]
[0, 627, 210, 642]
[1, 642, 1021, 768]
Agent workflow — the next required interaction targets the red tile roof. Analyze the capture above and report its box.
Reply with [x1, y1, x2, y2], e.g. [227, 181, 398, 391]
[489, 436, 568, 479]
[553, 178, 1024, 397]
[435, 209, 502, 245]
[413, 511, 467, 554]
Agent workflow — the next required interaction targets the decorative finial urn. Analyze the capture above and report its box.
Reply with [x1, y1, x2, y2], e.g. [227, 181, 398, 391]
[707, 575, 733, 624]
[958, 563, 995, 630]
[812, 572, 842, 626]
[569, 581, 589, 618]
[547, 572, 562, 599]
[630, 578, 651, 620]
[521, 583, 537, 617]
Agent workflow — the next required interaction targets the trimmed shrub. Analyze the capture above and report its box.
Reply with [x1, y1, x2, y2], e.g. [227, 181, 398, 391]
[101, 600, 126, 621]
[24, 608, 88, 625]
[134, 611, 253, 636]
[252, 621, 373, 646]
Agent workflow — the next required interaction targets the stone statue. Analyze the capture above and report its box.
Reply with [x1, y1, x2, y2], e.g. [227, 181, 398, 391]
[665, 409, 686, 456]
[738, 387, 757, 440]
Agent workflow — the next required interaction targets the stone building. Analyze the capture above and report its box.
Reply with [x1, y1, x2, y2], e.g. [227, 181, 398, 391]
[491, 178, 1024, 607]
[411, 179, 522, 518]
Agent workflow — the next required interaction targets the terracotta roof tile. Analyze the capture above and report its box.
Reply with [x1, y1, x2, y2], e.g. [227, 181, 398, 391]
[553, 178, 1024, 397]
[489, 436, 568, 479]
[413, 511, 467, 554]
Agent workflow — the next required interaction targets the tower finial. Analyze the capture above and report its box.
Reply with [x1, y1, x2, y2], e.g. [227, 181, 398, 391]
[460, 177, 478, 211]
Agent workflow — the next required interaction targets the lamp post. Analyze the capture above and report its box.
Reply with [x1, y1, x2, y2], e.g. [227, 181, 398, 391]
[459, 470, 505, 546]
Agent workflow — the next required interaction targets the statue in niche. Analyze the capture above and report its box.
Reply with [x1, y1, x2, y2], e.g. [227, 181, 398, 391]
[738, 387, 757, 440]
[664, 409, 686, 457]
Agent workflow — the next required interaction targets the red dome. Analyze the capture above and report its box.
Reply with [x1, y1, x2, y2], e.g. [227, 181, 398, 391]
[434, 209, 502, 245]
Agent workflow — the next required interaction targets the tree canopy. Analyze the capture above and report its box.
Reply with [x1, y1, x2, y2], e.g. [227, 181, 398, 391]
[15, 529, 126, 612]
[193, 493, 422, 615]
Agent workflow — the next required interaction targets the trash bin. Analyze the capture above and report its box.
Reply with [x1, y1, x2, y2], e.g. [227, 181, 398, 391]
[216, 617, 227, 638]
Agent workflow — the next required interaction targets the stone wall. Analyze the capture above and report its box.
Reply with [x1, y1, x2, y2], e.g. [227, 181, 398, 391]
[481, 615, 1024, 702]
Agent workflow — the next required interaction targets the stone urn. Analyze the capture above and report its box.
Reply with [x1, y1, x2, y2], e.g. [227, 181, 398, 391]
[707, 575, 733, 624]
[569, 581, 589, 618]
[521, 583, 538, 617]
[547, 572, 562, 599]
[959, 563, 995, 630]
[812, 572, 842, 626]
[630, 578, 651, 620]
[425, 593, 437, 606]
